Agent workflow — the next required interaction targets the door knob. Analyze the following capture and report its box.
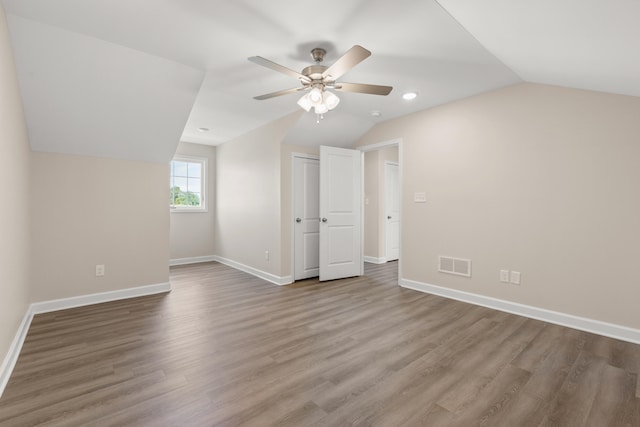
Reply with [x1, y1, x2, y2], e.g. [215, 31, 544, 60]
[296, 218, 302, 223]
[387, 216, 392, 219]
[322, 218, 328, 223]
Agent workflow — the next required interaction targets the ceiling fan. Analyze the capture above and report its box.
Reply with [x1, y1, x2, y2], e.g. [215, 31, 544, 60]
[248, 45, 392, 116]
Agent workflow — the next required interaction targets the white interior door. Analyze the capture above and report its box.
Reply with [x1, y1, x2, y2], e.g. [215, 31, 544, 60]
[319, 146, 363, 281]
[385, 162, 400, 262]
[293, 156, 320, 280]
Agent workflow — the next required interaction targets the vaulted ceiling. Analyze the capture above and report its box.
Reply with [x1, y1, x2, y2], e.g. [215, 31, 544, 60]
[2, 0, 638, 161]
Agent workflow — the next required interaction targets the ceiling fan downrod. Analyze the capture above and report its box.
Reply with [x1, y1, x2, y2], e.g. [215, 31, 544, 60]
[310, 48, 326, 63]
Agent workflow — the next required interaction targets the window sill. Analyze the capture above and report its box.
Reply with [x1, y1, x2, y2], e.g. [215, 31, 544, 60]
[170, 207, 208, 213]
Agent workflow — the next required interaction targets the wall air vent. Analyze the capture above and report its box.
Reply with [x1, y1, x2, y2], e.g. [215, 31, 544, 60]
[438, 256, 471, 278]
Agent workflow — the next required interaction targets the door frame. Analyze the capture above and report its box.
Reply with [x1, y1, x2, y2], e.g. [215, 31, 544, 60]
[384, 160, 400, 262]
[290, 139, 402, 283]
[359, 138, 403, 284]
[291, 152, 320, 280]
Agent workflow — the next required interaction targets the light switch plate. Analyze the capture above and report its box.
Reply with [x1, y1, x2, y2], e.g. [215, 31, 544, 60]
[510, 271, 521, 285]
[500, 270, 509, 283]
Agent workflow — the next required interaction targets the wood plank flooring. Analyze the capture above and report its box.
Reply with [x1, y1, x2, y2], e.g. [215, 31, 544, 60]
[0, 261, 639, 426]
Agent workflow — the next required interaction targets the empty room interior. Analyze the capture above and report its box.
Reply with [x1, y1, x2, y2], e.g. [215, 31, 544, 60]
[1, 0, 639, 425]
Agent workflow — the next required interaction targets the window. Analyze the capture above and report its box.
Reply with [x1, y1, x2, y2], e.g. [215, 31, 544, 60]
[170, 156, 207, 212]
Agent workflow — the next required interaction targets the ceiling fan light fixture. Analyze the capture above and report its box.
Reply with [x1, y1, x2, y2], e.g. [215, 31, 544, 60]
[297, 93, 313, 112]
[323, 90, 340, 110]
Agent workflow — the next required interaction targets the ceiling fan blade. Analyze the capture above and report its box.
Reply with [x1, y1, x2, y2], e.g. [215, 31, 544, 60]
[253, 87, 305, 100]
[334, 82, 393, 96]
[322, 45, 371, 81]
[248, 56, 311, 83]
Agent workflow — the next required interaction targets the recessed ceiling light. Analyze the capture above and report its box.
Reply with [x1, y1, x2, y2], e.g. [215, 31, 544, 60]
[197, 127, 209, 132]
[370, 110, 382, 118]
[402, 92, 418, 101]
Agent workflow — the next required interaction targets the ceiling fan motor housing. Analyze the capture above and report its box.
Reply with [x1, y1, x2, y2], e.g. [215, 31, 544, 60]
[302, 65, 329, 82]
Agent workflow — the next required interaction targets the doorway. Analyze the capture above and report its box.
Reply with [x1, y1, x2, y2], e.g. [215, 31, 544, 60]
[292, 146, 363, 281]
[363, 143, 401, 265]
[385, 161, 400, 262]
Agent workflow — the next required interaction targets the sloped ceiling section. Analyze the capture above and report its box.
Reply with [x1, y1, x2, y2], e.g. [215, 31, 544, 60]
[181, 0, 524, 148]
[10, 1, 638, 152]
[7, 15, 204, 163]
[437, 0, 640, 97]
[2, 0, 522, 151]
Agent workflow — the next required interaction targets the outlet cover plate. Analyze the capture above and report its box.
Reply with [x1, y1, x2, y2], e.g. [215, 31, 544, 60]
[95, 264, 105, 276]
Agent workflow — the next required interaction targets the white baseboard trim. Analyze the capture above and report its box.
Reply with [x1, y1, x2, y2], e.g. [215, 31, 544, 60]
[364, 256, 387, 264]
[169, 255, 216, 267]
[31, 282, 172, 315]
[0, 281, 171, 398]
[213, 256, 293, 286]
[0, 308, 33, 399]
[401, 278, 640, 345]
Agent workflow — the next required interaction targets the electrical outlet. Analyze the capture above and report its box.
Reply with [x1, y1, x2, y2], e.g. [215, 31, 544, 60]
[95, 264, 105, 277]
[510, 271, 521, 285]
[264, 250, 269, 261]
[500, 270, 509, 283]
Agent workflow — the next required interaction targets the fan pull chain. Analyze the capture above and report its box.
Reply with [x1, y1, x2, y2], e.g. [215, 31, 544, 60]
[316, 114, 325, 124]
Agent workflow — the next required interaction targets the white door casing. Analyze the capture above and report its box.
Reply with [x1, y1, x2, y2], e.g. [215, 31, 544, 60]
[385, 161, 400, 262]
[319, 146, 363, 281]
[293, 155, 320, 280]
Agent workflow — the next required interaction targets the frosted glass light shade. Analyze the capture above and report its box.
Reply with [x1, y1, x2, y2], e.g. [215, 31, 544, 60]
[309, 87, 323, 104]
[297, 93, 312, 112]
[314, 103, 329, 114]
[323, 90, 340, 110]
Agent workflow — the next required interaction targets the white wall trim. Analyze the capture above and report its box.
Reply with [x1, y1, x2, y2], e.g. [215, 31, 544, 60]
[401, 278, 640, 345]
[169, 255, 216, 266]
[0, 309, 34, 399]
[30, 282, 172, 315]
[0, 281, 171, 398]
[364, 256, 387, 264]
[213, 256, 293, 286]
[358, 138, 403, 152]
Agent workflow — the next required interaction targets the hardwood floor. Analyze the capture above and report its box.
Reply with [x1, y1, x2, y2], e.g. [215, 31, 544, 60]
[1, 261, 639, 426]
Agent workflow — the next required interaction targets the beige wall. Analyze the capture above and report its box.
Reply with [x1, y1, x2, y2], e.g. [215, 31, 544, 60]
[357, 83, 640, 329]
[215, 113, 301, 278]
[364, 147, 399, 260]
[170, 142, 216, 261]
[30, 152, 170, 301]
[0, 4, 31, 369]
[280, 143, 319, 277]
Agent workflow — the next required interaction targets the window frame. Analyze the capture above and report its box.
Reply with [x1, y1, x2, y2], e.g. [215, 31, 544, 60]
[170, 155, 208, 213]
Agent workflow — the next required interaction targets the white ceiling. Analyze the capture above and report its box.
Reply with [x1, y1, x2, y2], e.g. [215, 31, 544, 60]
[2, 0, 638, 160]
[437, 0, 640, 97]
